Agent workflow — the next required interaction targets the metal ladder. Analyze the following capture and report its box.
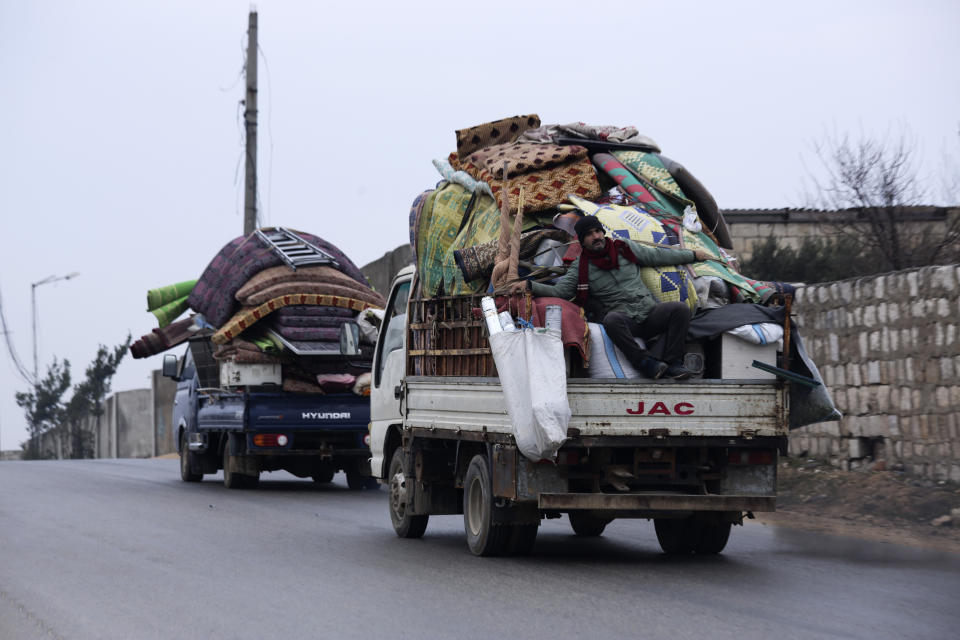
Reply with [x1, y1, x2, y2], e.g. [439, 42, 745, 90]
[255, 227, 340, 270]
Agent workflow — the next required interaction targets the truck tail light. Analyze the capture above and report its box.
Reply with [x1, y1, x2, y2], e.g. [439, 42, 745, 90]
[729, 450, 774, 465]
[253, 433, 289, 447]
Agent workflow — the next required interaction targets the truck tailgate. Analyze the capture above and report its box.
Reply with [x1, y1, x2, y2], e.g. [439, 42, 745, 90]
[405, 377, 786, 439]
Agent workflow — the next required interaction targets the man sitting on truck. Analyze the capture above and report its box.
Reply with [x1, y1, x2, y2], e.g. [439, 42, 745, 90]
[510, 215, 709, 380]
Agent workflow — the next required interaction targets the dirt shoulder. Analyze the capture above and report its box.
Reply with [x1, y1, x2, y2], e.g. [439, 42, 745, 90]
[755, 458, 960, 554]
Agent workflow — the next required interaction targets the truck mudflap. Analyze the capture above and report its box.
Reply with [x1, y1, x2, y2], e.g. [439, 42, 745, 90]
[538, 493, 776, 512]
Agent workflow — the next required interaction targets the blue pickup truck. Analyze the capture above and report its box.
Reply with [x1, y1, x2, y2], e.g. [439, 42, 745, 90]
[163, 336, 375, 489]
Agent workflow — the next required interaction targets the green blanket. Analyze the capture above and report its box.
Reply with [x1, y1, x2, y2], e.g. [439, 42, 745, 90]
[147, 280, 197, 311]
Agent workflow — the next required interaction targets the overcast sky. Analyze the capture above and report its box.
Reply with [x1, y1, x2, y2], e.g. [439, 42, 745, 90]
[1, 0, 958, 451]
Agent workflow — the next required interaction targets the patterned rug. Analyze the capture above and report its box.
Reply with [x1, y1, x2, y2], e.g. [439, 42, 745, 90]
[456, 153, 601, 216]
[455, 114, 541, 160]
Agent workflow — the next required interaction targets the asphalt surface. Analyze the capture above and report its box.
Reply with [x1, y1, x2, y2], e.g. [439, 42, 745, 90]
[1, 458, 958, 640]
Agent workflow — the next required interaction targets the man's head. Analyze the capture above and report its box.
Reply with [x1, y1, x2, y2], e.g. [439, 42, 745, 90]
[574, 216, 607, 252]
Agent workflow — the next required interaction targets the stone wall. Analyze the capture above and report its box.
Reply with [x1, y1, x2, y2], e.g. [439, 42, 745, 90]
[723, 207, 956, 262]
[789, 264, 960, 482]
[361, 244, 413, 300]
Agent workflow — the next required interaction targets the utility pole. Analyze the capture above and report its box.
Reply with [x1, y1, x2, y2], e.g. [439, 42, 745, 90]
[243, 9, 259, 236]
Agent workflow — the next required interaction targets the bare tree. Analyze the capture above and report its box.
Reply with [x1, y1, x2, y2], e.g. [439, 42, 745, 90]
[806, 126, 960, 271]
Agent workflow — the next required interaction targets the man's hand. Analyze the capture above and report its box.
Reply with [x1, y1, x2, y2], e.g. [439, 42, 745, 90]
[508, 279, 530, 295]
[692, 249, 711, 262]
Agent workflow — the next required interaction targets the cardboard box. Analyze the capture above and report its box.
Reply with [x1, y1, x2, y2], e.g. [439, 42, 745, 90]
[219, 361, 282, 387]
[717, 333, 778, 380]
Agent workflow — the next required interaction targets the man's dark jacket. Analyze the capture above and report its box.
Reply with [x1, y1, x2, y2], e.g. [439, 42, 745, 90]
[531, 238, 695, 324]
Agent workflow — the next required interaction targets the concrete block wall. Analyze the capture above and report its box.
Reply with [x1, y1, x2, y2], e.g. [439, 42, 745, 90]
[153, 370, 177, 455]
[32, 371, 175, 460]
[790, 264, 960, 482]
[115, 389, 153, 458]
[361, 244, 413, 300]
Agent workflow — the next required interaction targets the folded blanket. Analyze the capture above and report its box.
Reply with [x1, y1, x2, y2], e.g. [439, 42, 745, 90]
[189, 230, 369, 328]
[150, 295, 189, 328]
[316, 373, 356, 393]
[465, 142, 587, 179]
[283, 377, 325, 394]
[147, 280, 197, 311]
[456, 153, 602, 216]
[271, 325, 341, 341]
[242, 281, 385, 308]
[455, 114, 541, 161]
[274, 314, 352, 328]
[130, 315, 198, 359]
[275, 305, 355, 317]
[236, 265, 380, 303]
[520, 123, 660, 151]
[213, 294, 381, 345]
[409, 189, 435, 263]
[213, 338, 282, 364]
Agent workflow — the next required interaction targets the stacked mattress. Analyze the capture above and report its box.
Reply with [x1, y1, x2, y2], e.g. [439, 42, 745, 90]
[132, 228, 384, 395]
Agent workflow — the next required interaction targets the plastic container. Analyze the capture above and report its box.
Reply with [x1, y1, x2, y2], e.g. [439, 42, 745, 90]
[481, 297, 502, 335]
[544, 305, 562, 332]
[498, 311, 517, 332]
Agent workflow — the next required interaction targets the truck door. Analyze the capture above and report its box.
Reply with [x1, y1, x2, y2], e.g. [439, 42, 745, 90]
[369, 272, 412, 478]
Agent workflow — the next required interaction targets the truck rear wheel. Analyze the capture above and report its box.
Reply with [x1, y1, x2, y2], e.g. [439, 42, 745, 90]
[311, 468, 335, 484]
[346, 466, 380, 490]
[654, 517, 731, 555]
[179, 437, 202, 483]
[223, 448, 259, 489]
[388, 447, 428, 538]
[463, 454, 508, 557]
[694, 521, 731, 555]
[654, 518, 698, 554]
[568, 512, 611, 537]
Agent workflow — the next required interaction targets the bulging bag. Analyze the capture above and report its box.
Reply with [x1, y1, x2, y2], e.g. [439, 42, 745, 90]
[488, 327, 571, 461]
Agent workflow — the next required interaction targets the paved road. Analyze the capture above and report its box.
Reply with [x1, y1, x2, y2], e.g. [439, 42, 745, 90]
[1, 459, 958, 640]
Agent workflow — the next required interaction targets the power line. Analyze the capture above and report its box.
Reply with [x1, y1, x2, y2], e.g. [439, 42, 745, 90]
[0, 287, 35, 386]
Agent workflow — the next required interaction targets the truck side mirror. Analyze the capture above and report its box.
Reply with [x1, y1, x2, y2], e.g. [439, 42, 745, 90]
[340, 322, 361, 356]
[162, 354, 180, 380]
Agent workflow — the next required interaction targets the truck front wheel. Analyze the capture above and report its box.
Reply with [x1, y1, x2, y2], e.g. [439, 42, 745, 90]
[179, 437, 202, 483]
[388, 447, 428, 538]
[463, 454, 509, 556]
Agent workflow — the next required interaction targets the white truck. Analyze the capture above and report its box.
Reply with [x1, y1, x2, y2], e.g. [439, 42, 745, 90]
[369, 265, 789, 556]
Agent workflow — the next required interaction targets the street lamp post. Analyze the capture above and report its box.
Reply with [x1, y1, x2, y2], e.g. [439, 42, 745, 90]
[31, 272, 80, 382]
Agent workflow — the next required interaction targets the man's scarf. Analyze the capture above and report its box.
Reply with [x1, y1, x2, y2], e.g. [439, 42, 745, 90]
[575, 238, 639, 304]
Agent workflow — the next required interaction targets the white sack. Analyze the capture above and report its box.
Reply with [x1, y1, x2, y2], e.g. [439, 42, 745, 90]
[725, 322, 784, 346]
[356, 308, 385, 344]
[585, 322, 647, 379]
[489, 327, 570, 461]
